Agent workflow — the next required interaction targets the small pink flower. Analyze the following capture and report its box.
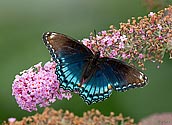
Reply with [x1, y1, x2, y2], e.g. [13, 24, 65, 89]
[100, 38, 107, 46]
[139, 53, 144, 59]
[8, 118, 16, 123]
[112, 34, 118, 42]
[119, 41, 125, 49]
[109, 49, 118, 58]
[115, 31, 121, 36]
[142, 35, 146, 40]
[101, 30, 107, 35]
[127, 54, 131, 59]
[100, 51, 104, 57]
[157, 24, 162, 30]
[122, 53, 127, 59]
[91, 40, 96, 45]
[107, 38, 113, 46]
[129, 28, 134, 33]
[148, 12, 155, 17]
[82, 38, 90, 46]
[120, 35, 127, 42]
[158, 35, 163, 40]
[96, 35, 102, 41]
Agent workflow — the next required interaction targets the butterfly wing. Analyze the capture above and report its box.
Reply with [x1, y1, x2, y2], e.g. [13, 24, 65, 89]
[79, 67, 113, 105]
[100, 57, 148, 92]
[42, 32, 93, 91]
[79, 57, 148, 105]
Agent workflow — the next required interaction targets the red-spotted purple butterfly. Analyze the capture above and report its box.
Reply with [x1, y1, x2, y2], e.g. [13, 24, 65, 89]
[42, 32, 148, 105]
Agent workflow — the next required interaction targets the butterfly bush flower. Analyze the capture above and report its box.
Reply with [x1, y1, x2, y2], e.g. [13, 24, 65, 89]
[81, 5, 172, 70]
[12, 61, 72, 112]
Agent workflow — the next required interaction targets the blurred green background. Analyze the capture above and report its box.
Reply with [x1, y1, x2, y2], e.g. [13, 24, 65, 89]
[0, 0, 172, 123]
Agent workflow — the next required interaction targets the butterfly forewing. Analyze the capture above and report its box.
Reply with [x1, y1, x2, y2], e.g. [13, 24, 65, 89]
[43, 32, 93, 91]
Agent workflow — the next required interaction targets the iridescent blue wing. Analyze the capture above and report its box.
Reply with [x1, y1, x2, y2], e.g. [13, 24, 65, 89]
[42, 32, 93, 91]
[79, 67, 113, 105]
[79, 57, 148, 105]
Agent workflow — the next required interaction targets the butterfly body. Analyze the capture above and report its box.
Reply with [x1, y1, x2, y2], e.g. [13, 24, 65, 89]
[43, 32, 148, 105]
[80, 51, 101, 84]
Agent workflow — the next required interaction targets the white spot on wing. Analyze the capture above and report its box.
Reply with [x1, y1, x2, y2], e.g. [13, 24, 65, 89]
[50, 34, 56, 39]
[139, 74, 143, 80]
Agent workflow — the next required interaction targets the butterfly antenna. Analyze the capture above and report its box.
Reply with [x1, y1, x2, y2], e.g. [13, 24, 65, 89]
[93, 29, 99, 47]
[93, 29, 97, 38]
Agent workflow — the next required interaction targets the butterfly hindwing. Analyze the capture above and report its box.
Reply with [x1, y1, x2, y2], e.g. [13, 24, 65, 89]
[79, 57, 148, 105]
[79, 67, 113, 105]
[43, 32, 93, 91]
[99, 57, 148, 92]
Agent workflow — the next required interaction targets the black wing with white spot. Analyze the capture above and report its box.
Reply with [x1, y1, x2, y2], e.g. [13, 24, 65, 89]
[42, 32, 93, 91]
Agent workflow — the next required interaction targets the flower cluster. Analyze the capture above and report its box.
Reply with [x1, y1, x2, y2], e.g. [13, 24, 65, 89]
[82, 5, 172, 70]
[4, 108, 172, 125]
[12, 61, 72, 112]
[3, 108, 135, 125]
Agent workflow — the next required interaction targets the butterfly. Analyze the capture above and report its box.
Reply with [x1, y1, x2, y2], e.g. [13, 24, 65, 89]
[42, 32, 148, 105]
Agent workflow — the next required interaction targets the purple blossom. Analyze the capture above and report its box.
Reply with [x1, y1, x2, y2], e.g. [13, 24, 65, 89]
[12, 61, 72, 112]
[115, 31, 121, 36]
[157, 24, 162, 30]
[158, 35, 163, 40]
[142, 35, 146, 40]
[82, 38, 92, 50]
[82, 38, 90, 46]
[138, 53, 144, 59]
[109, 49, 118, 58]
[107, 39, 113, 46]
[129, 28, 134, 33]
[101, 30, 107, 35]
[111, 34, 118, 42]
[120, 35, 127, 42]
[122, 53, 127, 59]
[119, 41, 125, 49]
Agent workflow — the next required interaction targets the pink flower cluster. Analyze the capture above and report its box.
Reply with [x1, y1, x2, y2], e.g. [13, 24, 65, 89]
[81, 6, 172, 70]
[82, 30, 137, 60]
[12, 61, 72, 112]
